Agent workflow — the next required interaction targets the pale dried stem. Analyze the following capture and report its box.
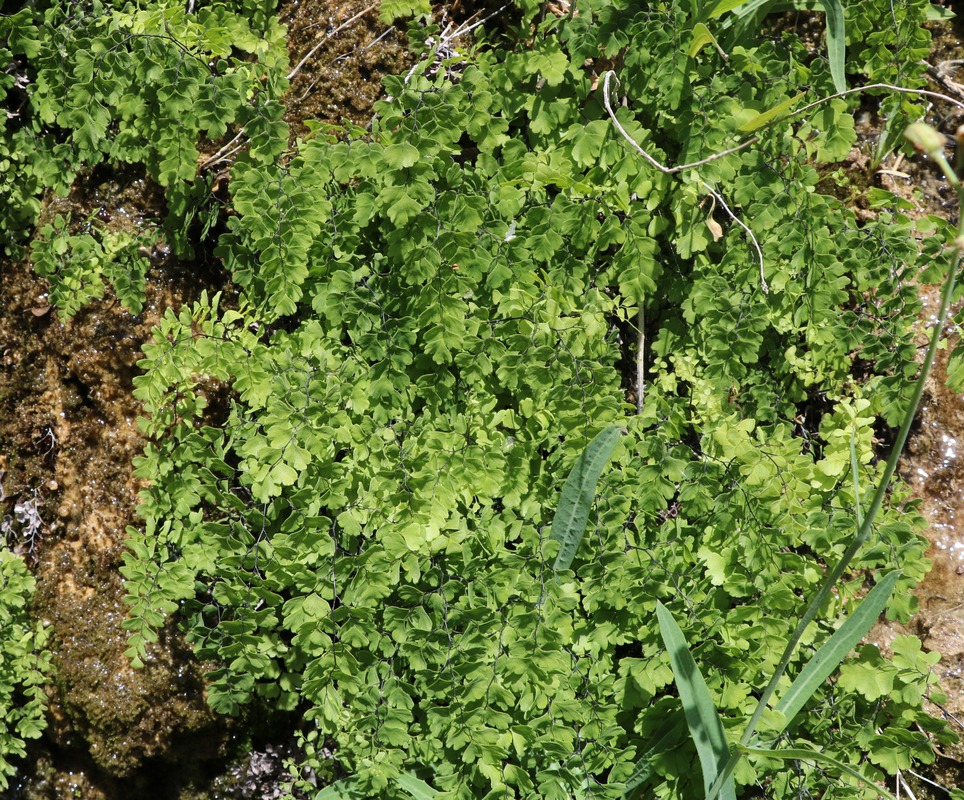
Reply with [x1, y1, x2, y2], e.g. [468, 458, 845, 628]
[636, 305, 645, 414]
[602, 70, 768, 293]
[287, 3, 379, 82]
[700, 180, 767, 293]
[602, 72, 758, 174]
[790, 81, 964, 117]
[199, 131, 244, 170]
[403, 4, 509, 84]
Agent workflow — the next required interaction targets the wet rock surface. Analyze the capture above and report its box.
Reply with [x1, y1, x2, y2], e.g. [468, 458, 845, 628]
[279, 0, 412, 138]
[0, 168, 230, 797]
[854, 19, 964, 786]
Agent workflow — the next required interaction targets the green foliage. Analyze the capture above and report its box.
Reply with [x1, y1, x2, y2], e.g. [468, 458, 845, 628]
[0, 552, 51, 792]
[655, 601, 736, 800]
[24, 0, 287, 184]
[655, 565, 903, 799]
[379, 0, 431, 24]
[318, 770, 440, 799]
[949, 341, 964, 391]
[712, 0, 848, 93]
[773, 572, 901, 727]
[2, 0, 952, 795]
[0, 12, 73, 256]
[0, 0, 291, 778]
[117, 0, 955, 797]
[30, 213, 154, 316]
[0, 0, 287, 261]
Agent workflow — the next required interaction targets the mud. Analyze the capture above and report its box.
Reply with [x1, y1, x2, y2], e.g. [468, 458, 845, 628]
[846, 19, 964, 789]
[0, 165, 232, 798]
[279, 0, 413, 138]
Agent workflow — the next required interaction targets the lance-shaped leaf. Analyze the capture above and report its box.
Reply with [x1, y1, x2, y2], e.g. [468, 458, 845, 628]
[395, 772, 439, 799]
[738, 744, 899, 800]
[773, 570, 900, 731]
[712, 0, 844, 93]
[550, 425, 624, 572]
[688, 23, 725, 59]
[818, 0, 847, 94]
[316, 772, 438, 800]
[622, 713, 686, 798]
[708, 0, 764, 18]
[655, 602, 736, 800]
[738, 93, 805, 132]
[315, 779, 359, 799]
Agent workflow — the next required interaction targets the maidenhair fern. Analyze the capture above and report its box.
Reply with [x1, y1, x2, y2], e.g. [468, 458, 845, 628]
[122, 2, 951, 797]
[1, 0, 957, 796]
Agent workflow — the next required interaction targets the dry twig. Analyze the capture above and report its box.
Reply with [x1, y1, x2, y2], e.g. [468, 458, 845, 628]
[601, 70, 768, 295]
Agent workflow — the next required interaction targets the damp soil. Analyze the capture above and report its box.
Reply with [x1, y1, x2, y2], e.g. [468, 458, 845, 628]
[278, 0, 412, 139]
[0, 166, 235, 799]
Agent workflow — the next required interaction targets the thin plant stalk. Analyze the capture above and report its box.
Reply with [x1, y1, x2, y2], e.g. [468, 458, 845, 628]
[705, 123, 964, 800]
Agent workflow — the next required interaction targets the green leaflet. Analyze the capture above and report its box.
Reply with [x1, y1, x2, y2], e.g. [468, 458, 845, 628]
[315, 773, 438, 800]
[948, 341, 964, 391]
[0, 553, 51, 792]
[315, 779, 360, 799]
[708, 0, 758, 18]
[378, 0, 431, 23]
[688, 22, 723, 58]
[655, 602, 736, 800]
[713, 0, 846, 93]
[621, 714, 686, 798]
[549, 425, 625, 573]
[394, 772, 440, 799]
[9, 0, 933, 795]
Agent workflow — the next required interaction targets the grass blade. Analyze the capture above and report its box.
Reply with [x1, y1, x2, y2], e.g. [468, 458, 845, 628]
[621, 713, 686, 798]
[738, 93, 806, 132]
[708, 0, 769, 19]
[655, 602, 736, 800]
[550, 425, 624, 572]
[850, 429, 863, 531]
[316, 772, 437, 800]
[738, 744, 899, 800]
[315, 779, 359, 799]
[773, 570, 900, 730]
[395, 772, 439, 799]
[689, 22, 720, 57]
[817, 0, 846, 93]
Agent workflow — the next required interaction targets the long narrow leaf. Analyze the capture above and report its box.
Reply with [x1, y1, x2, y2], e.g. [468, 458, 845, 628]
[315, 779, 359, 800]
[621, 713, 686, 798]
[688, 22, 720, 57]
[709, 0, 770, 19]
[316, 772, 437, 800]
[850, 430, 863, 531]
[817, 0, 846, 93]
[395, 772, 440, 800]
[738, 744, 899, 800]
[773, 570, 900, 730]
[655, 602, 736, 800]
[738, 92, 805, 132]
[550, 425, 624, 572]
